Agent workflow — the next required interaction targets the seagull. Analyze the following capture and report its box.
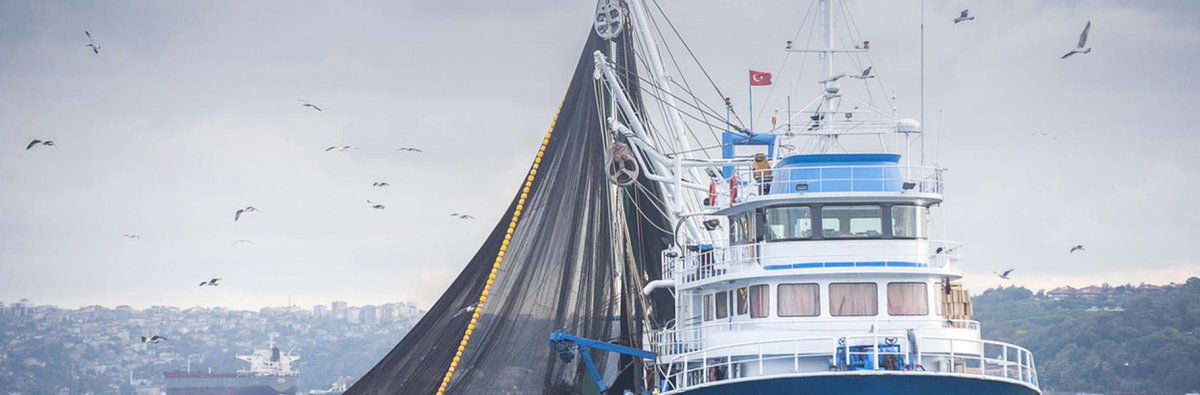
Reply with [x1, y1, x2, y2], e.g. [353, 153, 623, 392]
[372, 182, 390, 187]
[1069, 245, 1085, 253]
[994, 269, 1014, 280]
[234, 206, 260, 222]
[367, 200, 386, 209]
[450, 213, 476, 220]
[1061, 21, 1092, 59]
[849, 66, 874, 80]
[26, 140, 55, 150]
[1031, 132, 1058, 140]
[122, 234, 141, 239]
[199, 278, 221, 287]
[452, 304, 478, 318]
[231, 239, 253, 247]
[141, 335, 167, 344]
[297, 99, 323, 112]
[84, 31, 100, 54]
[954, 9, 974, 24]
[325, 145, 357, 152]
[395, 147, 423, 153]
[818, 73, 848, 84]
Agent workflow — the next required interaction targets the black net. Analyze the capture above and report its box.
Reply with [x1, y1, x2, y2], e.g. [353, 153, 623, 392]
[347, 20, 672, 395]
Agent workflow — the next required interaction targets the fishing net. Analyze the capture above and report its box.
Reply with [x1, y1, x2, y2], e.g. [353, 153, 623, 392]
[347, 19, 672, 395]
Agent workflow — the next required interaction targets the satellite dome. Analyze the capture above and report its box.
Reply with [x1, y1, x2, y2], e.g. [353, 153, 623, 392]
[896, 118, 922, 133]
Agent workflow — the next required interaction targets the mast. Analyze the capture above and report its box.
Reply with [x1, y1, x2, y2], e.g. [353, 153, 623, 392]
[817, 0, 838, 153]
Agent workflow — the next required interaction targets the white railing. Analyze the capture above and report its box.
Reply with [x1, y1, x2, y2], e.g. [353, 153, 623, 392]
[718, 164, 944, 203]
[917, 336, 1039, 387]
[654, 333, 1038, 392]
[663, 240, 963, 284]
[658, 336, 834, 391]
[651, 318, 981, 356]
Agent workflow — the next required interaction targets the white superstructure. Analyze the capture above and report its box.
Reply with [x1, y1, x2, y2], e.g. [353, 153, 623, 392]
[589, 0, 1041, 393]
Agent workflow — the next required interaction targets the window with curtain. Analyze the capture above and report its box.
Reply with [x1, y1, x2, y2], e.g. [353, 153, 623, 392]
[888, 282, 929, 316]
[715, 291, 729, 319]
[890, 205, 927, 239]
[764, 206, 813, 241]
[736, 287, 749, 316]
[778, 283, 820, 317]
[750, 284, 770, 318]
[830, 283, 878, 316]
[703, 294, 713, 321]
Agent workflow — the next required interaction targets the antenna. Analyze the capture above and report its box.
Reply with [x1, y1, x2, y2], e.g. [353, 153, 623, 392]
[920, 0, 926, 165]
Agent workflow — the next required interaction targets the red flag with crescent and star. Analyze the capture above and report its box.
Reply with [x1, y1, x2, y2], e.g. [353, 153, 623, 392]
[749, 70, 773, 86]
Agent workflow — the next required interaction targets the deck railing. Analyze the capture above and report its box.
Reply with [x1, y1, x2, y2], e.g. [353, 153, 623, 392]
[663, 240, 963, 284]
[650, 318, 981, 356]
[654, 333, 1037, 393]
[721, 164, 944, 202]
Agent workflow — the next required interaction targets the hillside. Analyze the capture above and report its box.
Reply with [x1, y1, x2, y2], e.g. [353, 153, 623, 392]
[973, 277, 1200, 394]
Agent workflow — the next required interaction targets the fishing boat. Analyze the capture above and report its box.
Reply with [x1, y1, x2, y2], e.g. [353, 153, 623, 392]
[349, 1, 1040, 394]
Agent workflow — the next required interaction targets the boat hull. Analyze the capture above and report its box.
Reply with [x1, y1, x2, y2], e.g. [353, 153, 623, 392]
[164, 372, 298, 395]
[669, 372, 1040, 395]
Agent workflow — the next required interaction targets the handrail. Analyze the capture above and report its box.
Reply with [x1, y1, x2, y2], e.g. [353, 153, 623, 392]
[917, 335, 1039, 387]
[653, 333, 1038, 392]
[718, 164, 944, 200]
[663, 240, 963, 284]
[651, 318, 981, 356]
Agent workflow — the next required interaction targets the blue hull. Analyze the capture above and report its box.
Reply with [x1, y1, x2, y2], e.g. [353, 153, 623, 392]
[672, 373, 1039, 395]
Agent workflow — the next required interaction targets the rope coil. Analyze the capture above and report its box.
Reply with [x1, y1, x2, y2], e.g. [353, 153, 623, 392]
[435, 98, 564, 395]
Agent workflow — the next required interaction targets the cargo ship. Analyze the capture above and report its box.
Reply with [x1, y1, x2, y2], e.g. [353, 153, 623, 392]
[164, 336, 299, 395]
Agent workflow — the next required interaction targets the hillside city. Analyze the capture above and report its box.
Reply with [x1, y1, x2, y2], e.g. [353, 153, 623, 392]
[1, 278, 1197, 395]
[0, 300, 423, 394]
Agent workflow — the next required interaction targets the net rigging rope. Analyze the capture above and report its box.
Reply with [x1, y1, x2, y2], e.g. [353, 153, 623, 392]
[435, 96, 564, 395]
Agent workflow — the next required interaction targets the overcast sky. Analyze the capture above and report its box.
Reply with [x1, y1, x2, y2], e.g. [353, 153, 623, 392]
[1, 0, 1197, 310]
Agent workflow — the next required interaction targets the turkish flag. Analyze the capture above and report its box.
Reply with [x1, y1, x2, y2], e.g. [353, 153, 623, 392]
[749, 70, 773, 86]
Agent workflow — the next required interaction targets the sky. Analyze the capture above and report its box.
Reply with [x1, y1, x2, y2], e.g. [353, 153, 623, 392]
[1, 0, 1197, 310]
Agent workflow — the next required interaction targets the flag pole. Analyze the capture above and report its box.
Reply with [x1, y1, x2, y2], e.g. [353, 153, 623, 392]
[748, 70, 753, 132]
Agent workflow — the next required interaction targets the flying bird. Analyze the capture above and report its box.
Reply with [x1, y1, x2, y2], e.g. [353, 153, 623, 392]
[141, 335, 167, 344]
[297, 99, 322, 112]
[122, 234, 141, 239]
[1061, 21, 1092, 59]
[818, 73, 848, 84]
[26, 140, 55, 150]
[234, 206, 260, 221]
[395, 147, 423, 152]
[367, 200, 386, 209]
[954, 9, 974, 24]
[199, 278, 221, 287]
[231, 239, 253, 247]
[994, 269, 1014, 280]
[849, 66, 874, 80]
[1069, 245, 1085, 253]
[325, 145, 357, 152]
[84, 31, 100, 54]
[450, 213, 476, 220]
[372, 182, 390, 187]
[1031, 132, 1058, 140]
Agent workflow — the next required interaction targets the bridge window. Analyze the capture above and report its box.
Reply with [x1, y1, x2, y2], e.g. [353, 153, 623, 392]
[821, 205, 883, 239]
[888, 282, 929, 316]
[778, 283, 820, 317]
[736, 287, 749, 316]
[764, 206, 813, 241]
[715, 291, 729, 319]
[730, 213, 754, 245]
[703, 294, 713, 321]
[750, 285, 769, 318]
[830, 283, 878, 316]
[890, 205, 927, 239]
